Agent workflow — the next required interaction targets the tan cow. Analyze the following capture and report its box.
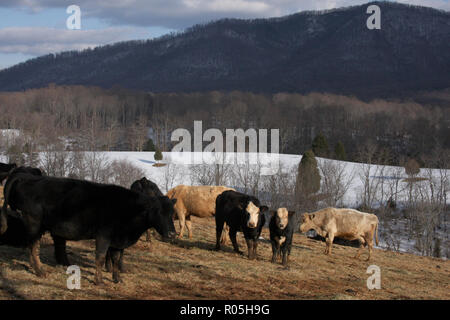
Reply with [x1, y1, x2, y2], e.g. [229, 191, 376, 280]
[0, 186, 3, 206]
[299, 207, 379, 260]
[166, 185, 235, 240]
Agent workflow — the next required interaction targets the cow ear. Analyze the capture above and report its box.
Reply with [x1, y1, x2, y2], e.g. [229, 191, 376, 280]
[288, 211, 295, 217]
[310, 213, 315, 219]
[270, 210, 276, 217]
[171, 198, 177, 205]
[259, 206, 269, 213]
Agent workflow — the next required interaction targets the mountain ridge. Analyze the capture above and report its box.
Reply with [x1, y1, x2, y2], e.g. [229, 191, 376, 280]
[1, 1, 449, 99]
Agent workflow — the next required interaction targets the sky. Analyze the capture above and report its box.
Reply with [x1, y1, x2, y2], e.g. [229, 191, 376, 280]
[0, 0, 448, 70]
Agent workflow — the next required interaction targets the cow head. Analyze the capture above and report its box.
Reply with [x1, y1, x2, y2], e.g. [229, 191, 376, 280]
[245, 202, 268, 228]
[299, 213, 315, 233]
[150, 196, 177, 240]
[272, 208, 293, 230]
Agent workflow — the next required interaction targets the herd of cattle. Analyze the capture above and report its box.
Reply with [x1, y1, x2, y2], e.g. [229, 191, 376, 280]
[0, 162, 379, 285]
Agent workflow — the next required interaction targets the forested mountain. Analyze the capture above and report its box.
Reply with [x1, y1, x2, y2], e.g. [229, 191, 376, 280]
[0, 2, 449, 98]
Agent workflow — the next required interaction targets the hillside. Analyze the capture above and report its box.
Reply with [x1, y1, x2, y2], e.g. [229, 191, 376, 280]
[0, 2, 449, 98]
[0, 216, 448, 300]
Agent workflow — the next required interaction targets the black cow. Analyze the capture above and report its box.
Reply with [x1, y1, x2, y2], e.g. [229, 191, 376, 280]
[1, 174, 176, 284]
[130, 177, 165, 241]
[130, 177, 164, 197]
[104, 177, 173, 273]
[269, 208, 296, 266]
[0, 167, 70, 267]
[0, 162, 17, 183]
[215, 190, 268, 260]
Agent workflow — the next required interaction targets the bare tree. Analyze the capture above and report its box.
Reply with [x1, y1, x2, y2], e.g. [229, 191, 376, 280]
[318, 159, 355, 207]
[85, 152, 110, 183]
[107, 159, 146, 188]
[162, 162, 181, 193]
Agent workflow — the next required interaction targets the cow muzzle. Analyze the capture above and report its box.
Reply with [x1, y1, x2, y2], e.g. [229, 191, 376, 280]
[247, 221, 257, 228]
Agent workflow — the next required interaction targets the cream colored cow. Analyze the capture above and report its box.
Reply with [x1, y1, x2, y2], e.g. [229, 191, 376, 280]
[299, 207, 379, 260]
[166, 185, 235, 240]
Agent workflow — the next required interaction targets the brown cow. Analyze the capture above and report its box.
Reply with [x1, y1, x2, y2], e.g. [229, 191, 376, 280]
[299, 207, 379, 260]
[166, 185, 235, 240]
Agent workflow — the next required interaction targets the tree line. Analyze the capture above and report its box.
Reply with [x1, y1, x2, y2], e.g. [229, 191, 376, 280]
[0, 85, 449, 168]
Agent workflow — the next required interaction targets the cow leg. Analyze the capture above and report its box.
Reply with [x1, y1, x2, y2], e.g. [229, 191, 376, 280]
[229, 229, 242, 255]
[95, 237, 110, 285]
[215, 219, 225, 251]
[271, 241, 278, 263]
[177, 211, 186, 239]
[0, 211, 7, 235]
[252, 240, 258, 260]
[246, 239, 254, 260]
[53, 235, 70, 266]
[281, 244, 288, 266]
[366, 235, 373, 261]
[325, 233, 334, 255]
[28, 239, 46, 277]
[145, 229, 152, 242]
[118, 249, 126, 273]
[108, 248, 122, 283]
[354, 236, 365, 259]
[105, 249, 112, 272]
[185, 216, 193, 239]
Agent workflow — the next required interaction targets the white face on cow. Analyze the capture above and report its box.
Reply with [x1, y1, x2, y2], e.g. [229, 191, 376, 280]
[276, 208, 289, 230]
[246, 202, 260, 228]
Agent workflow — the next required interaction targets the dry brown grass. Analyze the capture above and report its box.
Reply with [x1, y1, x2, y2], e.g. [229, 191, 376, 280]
[0, 216, 448, 300]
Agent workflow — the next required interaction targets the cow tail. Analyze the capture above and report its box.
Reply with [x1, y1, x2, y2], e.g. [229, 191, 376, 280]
[375, 221, 379, 246]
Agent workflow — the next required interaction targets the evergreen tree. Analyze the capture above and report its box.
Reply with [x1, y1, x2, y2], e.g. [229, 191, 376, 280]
[295, 150, 321, 197]
[334, 141, 347, 161]
[154, 148, 163, 163]
[312, 133, 329, 158]
[144, 138, 156, 151]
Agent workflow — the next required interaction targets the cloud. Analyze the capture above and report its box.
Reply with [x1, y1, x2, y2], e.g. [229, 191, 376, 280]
[1, 0, 448, 30]
[0, 27, 141, 56]
[0, 0, 448, 59]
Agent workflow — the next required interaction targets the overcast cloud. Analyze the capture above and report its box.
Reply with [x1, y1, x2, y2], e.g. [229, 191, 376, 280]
[2, 0, 449, 29]
[0, 0, 448, 68]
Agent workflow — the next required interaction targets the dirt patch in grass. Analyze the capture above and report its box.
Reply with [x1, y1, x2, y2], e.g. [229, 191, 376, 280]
[0, 216, 448, 300]
[152, 163, 166, 167]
